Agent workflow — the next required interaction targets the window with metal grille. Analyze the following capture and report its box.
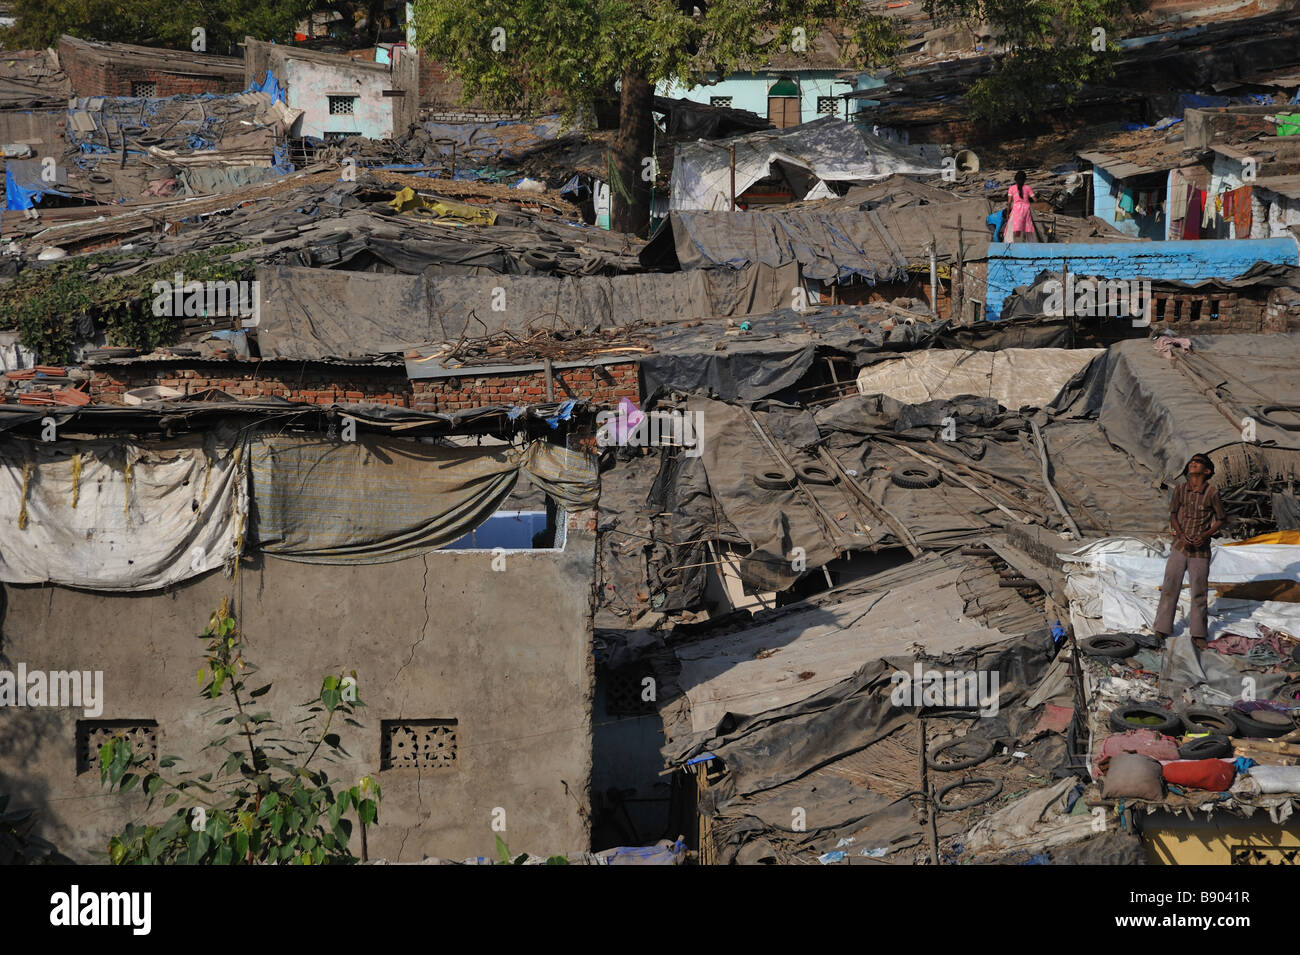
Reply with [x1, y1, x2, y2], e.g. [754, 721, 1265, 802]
[381, 719, 458, 769]
[328, 95, 357, 115]
[817, 96, 839, 116]
[132, 81, 157, 98]
[76, 720, 158, 774]
[709, 96, 733, 108]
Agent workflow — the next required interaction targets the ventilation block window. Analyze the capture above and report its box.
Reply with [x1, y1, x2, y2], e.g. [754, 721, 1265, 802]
[131, 81, 157, 98]
[328, 95, 358, 115]
[817, 96, 839, 116]
[603, 664, 657, 718]
[381, 718, 458, 769]
[76, 720, 159, 774]
[709, 96, 733, 108]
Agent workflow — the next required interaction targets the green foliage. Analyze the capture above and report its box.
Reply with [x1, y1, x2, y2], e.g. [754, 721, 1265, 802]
[0, 245, 253, 364]
[0, 0, 313, 53]
[411, 0, 902, 118]
[98, 599, 379, 865]
[924, 0, 1147, 124]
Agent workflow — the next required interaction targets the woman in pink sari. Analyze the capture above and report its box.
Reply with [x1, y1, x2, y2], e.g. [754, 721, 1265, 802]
[1007, 170, 1035, 242]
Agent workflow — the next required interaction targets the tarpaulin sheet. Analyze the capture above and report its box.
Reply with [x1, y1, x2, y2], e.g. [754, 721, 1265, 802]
[258, 265, 795, 360]
[668, 116, 943, 211]
[0, 429, 247, 591]
[250, 436, 597, 563]
[647, 192, 990, 281]
[3, 158, 72, 210]
[1063, 537, 1300, 646]
[854, 348, 1104, 410]
[661, 594, 1054, 863]
[1094, 334, 1300, 483]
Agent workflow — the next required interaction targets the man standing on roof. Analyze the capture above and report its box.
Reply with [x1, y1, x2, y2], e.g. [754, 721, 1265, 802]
[1153, 453, 1226, 641]
[1006, 171, 1035, 242]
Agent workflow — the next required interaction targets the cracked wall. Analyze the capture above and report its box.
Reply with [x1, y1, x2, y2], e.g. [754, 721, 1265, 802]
[0, 511, 597, 863]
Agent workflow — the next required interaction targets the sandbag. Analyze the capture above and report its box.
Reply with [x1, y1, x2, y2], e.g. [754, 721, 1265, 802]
[1101, 753, 1165, 801]
[1246, 765, 1300, 794]
[1161, 759, 1236, 791]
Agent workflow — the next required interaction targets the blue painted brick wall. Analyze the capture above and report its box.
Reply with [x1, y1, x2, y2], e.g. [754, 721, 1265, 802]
[983, 238, 1299, 320]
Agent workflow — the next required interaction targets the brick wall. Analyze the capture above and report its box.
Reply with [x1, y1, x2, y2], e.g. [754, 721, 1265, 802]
[1151, 287, 1300, 335]
[411, 362, 640, 413]
[59, 39, 245, 98]
[984, 238, 1300, 321]
[87, 360, 641, 410]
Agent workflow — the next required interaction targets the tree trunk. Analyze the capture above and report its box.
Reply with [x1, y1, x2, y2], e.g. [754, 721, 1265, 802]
[611, 69, 654, 237]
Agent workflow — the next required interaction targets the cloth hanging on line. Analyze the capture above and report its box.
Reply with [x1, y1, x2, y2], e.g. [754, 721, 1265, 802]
[1184, 189, 1203, 238]
[1226, 185, 1252, 237]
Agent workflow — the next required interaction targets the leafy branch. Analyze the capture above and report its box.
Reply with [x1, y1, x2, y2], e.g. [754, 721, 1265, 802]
[98, 599, 380, 865]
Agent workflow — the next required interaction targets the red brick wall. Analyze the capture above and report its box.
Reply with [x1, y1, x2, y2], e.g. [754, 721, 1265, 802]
[59, 39, 245, 98]
[88, 361, 641, 410]
[411, 362, 640, 413]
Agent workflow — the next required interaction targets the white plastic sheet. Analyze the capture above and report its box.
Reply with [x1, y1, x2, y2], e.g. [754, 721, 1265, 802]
[0, 431, 247, 591]
[855, 348, 1104, 410]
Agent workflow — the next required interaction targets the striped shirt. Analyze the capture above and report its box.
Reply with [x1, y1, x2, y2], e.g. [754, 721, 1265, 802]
[1170, 481, 1225, 558]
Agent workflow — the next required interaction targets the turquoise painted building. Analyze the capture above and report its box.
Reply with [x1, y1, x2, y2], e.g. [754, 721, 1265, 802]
[657, 70, 884, 128]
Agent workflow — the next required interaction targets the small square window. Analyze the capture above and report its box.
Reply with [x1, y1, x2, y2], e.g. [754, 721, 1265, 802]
[328, 95, 357, 115]
[77, 720, 159, 774]
[381, 718, 458, 769]
[817, 96, 839, 116]
[709, 96, 733, 108]
[132, 81, 157, 98]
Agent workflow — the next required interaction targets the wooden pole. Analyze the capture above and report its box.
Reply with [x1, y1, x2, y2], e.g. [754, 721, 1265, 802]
[728, 144, 736, 211]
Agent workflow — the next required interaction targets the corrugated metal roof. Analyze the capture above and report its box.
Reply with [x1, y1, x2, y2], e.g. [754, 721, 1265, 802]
[1077, 151, 1175, 179]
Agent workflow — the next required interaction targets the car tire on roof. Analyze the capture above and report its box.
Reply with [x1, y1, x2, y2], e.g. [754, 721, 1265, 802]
[891, 465, 941, 489]
[1079, 634, 1138, 659]
[936, 777, 1002, 811]
[927, 737, 995, 772]
[794, 463, 836, 485]
[1230, 707, 1296, 738]
[1177, 734, 1233, 759]
[754, 469, 796, 491]
[1109, 703, 1182, 735]
[1181, 706, 1237, 736]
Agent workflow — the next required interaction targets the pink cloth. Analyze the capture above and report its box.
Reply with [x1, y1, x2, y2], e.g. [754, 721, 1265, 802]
[1094, 728, 1181, 778]
[1008, 184, 1035, 235]
[1152, 336, 1192, 359]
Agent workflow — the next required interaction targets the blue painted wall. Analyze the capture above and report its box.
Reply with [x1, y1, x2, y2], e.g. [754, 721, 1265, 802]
[657, 71, 861, 125]
[983, 238, 1300, 320]
[1092, 166, 1169, 240]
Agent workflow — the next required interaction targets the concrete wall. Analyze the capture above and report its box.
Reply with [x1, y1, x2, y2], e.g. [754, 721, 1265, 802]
[0, 511, 598, 862]
[282, 56, 394, 139]
[983, 237, 1300, 320]
[657, 71, 855, 125]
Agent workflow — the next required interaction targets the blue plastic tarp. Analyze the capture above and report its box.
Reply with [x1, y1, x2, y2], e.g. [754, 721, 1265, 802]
[4, 160, 74, 210]
[247, 70, 286, 105]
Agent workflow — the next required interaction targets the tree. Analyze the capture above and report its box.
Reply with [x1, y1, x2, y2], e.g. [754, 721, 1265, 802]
[922, 0, 1147, 124]
[0, 0, 314, 53]
[412, 1, 901, 236]
[96, 600, 380, 865]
